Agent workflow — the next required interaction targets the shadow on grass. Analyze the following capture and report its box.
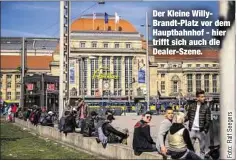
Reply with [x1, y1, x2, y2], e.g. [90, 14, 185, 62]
[0, 137, 21, 142]
[1, 122, 98, 160]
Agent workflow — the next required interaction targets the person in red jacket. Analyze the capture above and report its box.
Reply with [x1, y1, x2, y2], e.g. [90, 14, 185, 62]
[10, 104, 17, 122]
[11, 104, 17, 113]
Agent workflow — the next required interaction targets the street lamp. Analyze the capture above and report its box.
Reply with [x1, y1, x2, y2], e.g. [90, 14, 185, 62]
[59, 0, 105, 119]
[141, 12, 151, 111]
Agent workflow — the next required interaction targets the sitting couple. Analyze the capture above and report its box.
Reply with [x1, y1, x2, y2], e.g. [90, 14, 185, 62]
[133, 110, 201, 160]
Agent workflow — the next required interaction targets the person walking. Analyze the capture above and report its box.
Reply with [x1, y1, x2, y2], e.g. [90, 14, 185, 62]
[185, 89, 211, 158]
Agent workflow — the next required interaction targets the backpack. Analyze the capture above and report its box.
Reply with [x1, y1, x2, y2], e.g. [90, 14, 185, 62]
[58, 117, 66, 132]
[30, 112, 36, 122]
[30, 111, 39, 124]
[82, 117, 94, 137]
[95, 117, 106, 136]
[98, 122, 108, 146]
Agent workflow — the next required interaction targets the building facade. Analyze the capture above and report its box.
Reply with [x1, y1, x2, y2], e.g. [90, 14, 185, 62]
[0, 17, 220, 104]
[0, 37, 58, 102]
[24, 74, 59, 110]
[50, 14, 147, 100]
[50, 14, 220, 101]
[149, 50, 220, 98]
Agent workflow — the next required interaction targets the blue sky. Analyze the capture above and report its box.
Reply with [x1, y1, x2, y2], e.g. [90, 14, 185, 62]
[1, 1, 218, 38]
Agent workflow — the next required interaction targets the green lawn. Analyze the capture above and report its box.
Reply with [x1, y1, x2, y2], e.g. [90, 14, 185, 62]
[0, 122, 98, 160]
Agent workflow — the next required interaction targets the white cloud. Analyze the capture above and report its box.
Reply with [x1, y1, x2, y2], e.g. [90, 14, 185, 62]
[1, 29, 51, 37]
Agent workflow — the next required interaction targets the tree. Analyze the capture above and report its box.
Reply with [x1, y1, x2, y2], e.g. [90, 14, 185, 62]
[16, 66, 28, 73]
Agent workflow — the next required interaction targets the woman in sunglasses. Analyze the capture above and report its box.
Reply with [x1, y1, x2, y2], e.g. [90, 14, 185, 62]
[133, 111, 157, 155]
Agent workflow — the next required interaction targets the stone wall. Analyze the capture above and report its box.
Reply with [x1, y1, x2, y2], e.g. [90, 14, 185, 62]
[15, 118, 163, 159]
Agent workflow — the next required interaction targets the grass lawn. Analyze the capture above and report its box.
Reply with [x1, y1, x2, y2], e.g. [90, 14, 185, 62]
[0, 122, 98, 159]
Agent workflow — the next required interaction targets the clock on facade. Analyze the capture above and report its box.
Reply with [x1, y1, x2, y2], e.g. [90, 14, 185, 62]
[103, 81, 110, 89]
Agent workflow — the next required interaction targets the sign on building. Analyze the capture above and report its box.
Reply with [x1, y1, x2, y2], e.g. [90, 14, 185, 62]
[27, 84, 34, 91]
[47, 84, 55, 91]
[138, 69, 145, 83]
[92, 67, 119, 79]
[69, 60, 75, 83]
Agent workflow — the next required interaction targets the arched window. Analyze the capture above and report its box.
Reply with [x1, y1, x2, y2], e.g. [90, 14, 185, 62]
[171, 75, 180, 93]
[118, 26, 122, 31]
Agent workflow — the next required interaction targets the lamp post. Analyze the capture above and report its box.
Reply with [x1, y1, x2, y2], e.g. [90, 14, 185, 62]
[59, 0, 105, 119]
[141, 12, 150, 111]
[20, 37, 26, 109]
[128, 58, 131, 105]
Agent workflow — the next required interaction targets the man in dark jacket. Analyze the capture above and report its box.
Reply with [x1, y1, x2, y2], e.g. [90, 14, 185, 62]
[133, 111, 157, 155]
[185, 89, 211, 158]
[59, 111, 77, 135]
[102, 115, 128, 143]
[97, 114, 128, 148]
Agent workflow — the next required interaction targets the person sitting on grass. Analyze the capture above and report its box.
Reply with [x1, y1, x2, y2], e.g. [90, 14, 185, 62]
[133, 111, 157, 156]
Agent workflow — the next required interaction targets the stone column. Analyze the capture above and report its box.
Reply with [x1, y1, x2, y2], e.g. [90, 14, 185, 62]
[121, 56, 125, 96]
[217, 74, 220, 93]
[76, 60, 80, 96]
[201, 73, 204, 90]
[87, 59, 91, 96]
[209, 74, 213, 93]
[193, 73, 196, 93]
[132, 56, 138, 97]
[98, 56, 103, 96]
[110, 56, 114, 96]
[183, 74, 187, 96]
[2, 74, 6, 100]
[12, 74, 16, 100]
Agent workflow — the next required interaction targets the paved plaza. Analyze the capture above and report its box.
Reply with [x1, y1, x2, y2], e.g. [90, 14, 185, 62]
[112, 115, 165, 140]
[111, 114, 219, 153]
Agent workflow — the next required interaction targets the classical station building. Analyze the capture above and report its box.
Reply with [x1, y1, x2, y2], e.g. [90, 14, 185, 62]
[50, 13, 147, 103]
[0, 15, 220, 106]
